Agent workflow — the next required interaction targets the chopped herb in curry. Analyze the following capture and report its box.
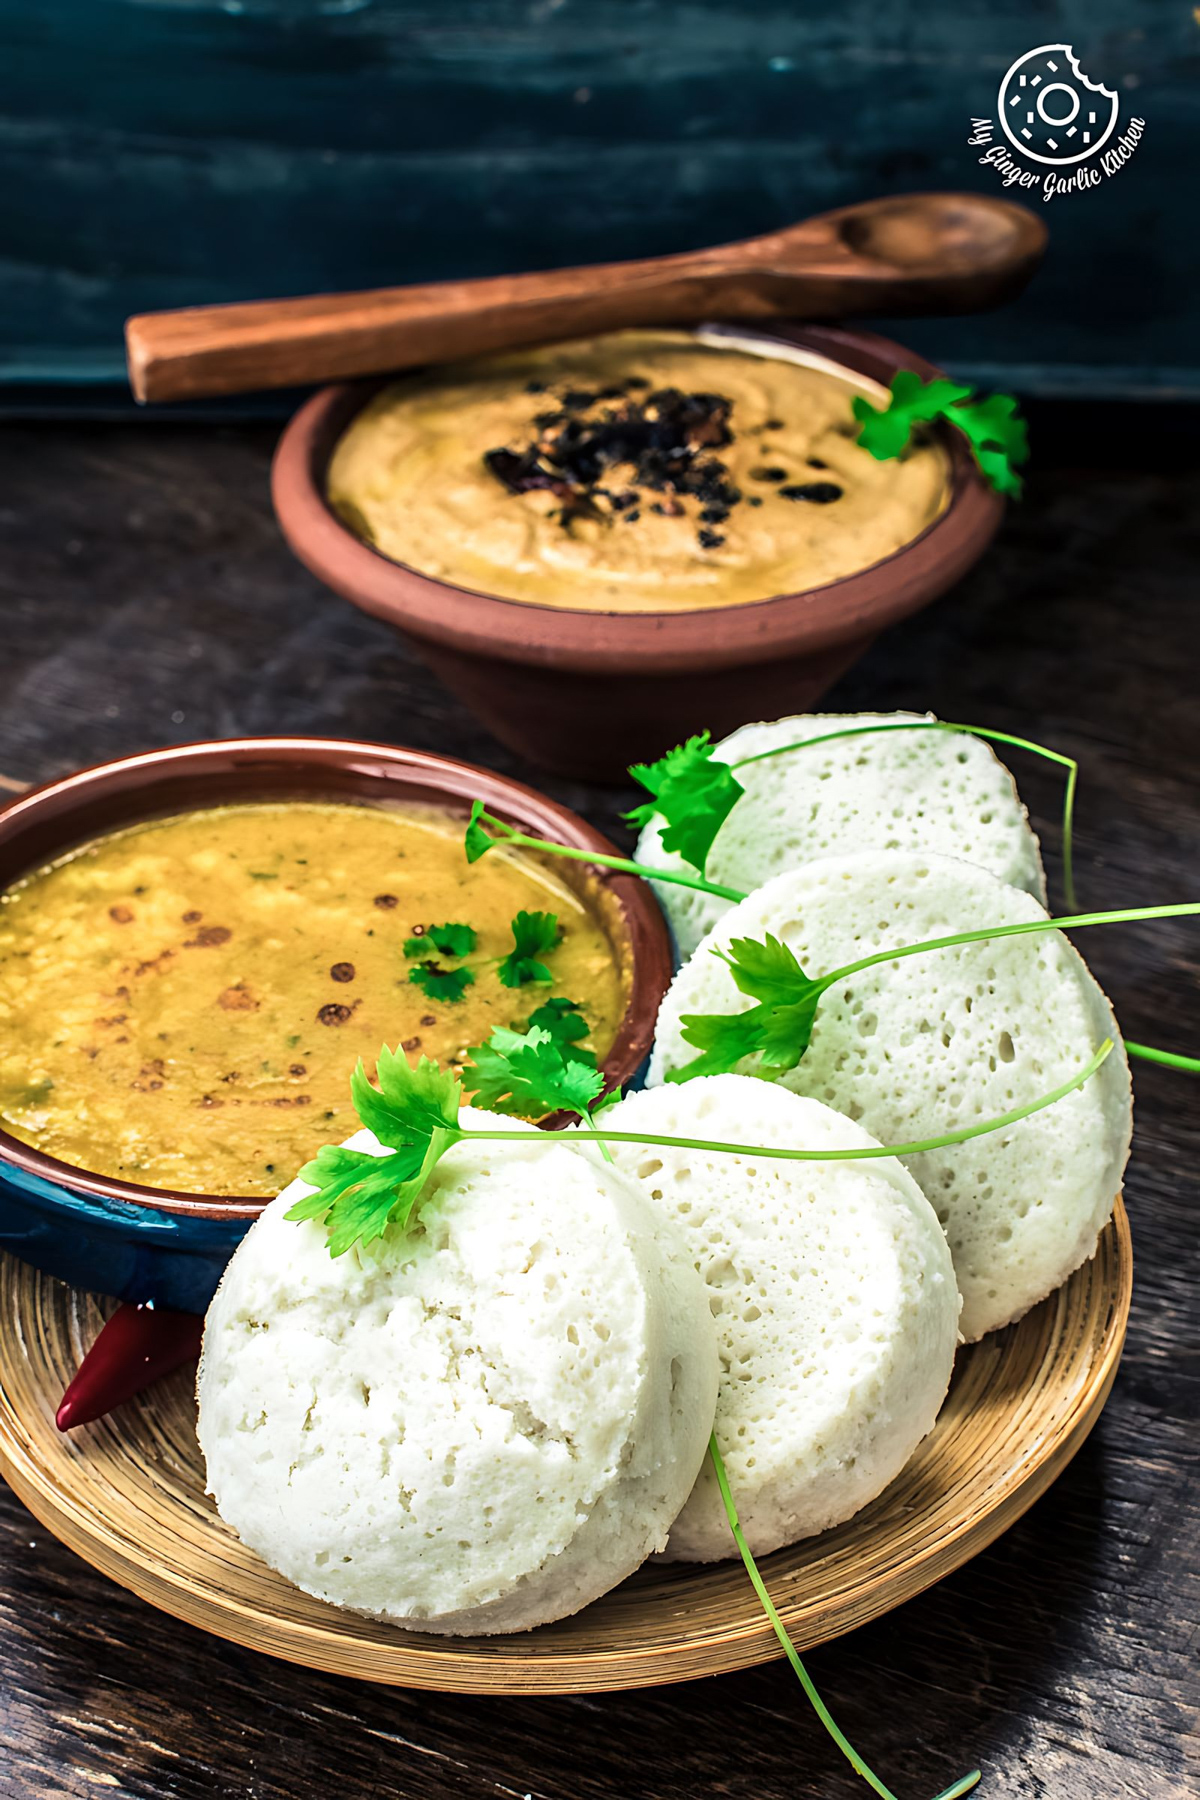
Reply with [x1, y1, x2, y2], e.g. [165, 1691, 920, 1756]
[0, 802, 629, 1196]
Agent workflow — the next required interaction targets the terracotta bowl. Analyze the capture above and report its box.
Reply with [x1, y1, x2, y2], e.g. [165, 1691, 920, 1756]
[0, 737, 672, 1310]
[271, 323, 1003, 781]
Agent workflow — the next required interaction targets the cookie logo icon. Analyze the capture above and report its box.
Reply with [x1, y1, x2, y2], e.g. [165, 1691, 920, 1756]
[998, 45, 1119, 166]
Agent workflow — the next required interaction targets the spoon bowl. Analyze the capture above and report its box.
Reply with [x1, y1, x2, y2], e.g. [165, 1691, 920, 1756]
[831, 191, 1036, 275]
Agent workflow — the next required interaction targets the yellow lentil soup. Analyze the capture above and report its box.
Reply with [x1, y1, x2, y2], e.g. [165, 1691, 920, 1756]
[0, 802, 630, 1197]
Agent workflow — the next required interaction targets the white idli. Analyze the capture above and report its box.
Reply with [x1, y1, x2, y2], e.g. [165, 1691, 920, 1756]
[197, 1111, 718, 1634]
[648, 851, 1131, 1341]
[600, 1075, 960, 1561]
[635, 711, 1045, 958]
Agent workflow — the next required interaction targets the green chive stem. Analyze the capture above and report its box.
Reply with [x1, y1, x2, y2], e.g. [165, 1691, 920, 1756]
[459, 1039, 1113, 1163]
[1060, 758, 1078, 914]
[477, 811, 745, 903]
[589, 1107, 615, 1162]
[707, 1434, 981, 1800]
[1125, 1041, 1200, 1074]
[730, 719, 1079, 913]
[815, 904, 1200, 995]
[929, 1778, 983, 1800]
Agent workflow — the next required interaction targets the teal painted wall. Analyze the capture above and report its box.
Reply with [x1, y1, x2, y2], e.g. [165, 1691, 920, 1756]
[0, 2, 1192, 400]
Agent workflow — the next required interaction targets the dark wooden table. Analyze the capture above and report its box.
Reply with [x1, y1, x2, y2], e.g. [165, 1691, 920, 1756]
[0, 408, 1196, 1799]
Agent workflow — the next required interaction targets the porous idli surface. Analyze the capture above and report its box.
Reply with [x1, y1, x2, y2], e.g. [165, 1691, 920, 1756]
[197, 1111, 718, 1635]
[648, 851, 1131, 1341]
[635, 711, 1045, 958]
[600, 1076, 960, 1561]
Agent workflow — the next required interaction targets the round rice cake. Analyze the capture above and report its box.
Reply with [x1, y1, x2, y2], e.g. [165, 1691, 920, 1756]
[600, 1075, 960, 1560]
[635, 711, 1045, 958]
[197, 1112, 718, 1634]
[648, 850, 1131, 1341]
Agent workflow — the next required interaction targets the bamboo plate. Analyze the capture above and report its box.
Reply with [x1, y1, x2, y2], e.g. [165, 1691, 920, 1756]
[0, 1211, 1131, 1695]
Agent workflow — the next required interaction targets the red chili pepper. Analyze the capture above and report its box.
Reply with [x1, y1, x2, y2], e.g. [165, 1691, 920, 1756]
[56, 1302, 204, 1431]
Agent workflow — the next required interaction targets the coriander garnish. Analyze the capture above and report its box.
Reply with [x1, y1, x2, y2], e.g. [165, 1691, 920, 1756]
[291, 1031, 1113, 1253]
[853, 371, 1029, 497]
[403, 922, 477, 959]
[464, 1024, 611, 1121]
[464, 800, 744, 903]
[627, 718, 1078, 909]
[407, 962, 474, 1005]
[669, 905, 1200, 1082]
[497, 909, 559, 988]
[285, 1049, 461, 1256]
[525, 995, 597, 1069]
[625, 732, 744, 878]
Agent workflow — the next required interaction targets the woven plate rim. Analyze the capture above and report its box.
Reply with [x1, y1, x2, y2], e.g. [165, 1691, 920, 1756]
[0, 1203, 1131, 1695]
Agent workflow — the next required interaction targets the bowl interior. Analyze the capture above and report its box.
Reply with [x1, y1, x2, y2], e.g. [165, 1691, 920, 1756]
[0, 739, 672, 1215]
[282, 321, 991, 632]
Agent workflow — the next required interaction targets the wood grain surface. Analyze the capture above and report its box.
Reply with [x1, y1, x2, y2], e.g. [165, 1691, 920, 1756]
[0, 406, 1196, 1793]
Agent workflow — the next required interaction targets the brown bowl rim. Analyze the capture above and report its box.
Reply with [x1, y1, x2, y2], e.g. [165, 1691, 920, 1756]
[0, 737, 672, 1222]
[271, 321, 1003, 675]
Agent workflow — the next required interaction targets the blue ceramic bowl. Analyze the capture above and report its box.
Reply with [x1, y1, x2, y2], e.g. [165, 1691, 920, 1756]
[0, 738, 672, 1311]
[0, 1161, 246, 1314]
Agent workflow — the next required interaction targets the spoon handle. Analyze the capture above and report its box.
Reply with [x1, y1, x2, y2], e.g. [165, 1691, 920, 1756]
[125, 248, 753, 404]
[125, 197, 1044, 404]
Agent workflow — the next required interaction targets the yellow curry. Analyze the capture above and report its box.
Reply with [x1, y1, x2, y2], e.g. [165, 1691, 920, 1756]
[327, 329, 950, 613]
[0, 802, 629, 1197]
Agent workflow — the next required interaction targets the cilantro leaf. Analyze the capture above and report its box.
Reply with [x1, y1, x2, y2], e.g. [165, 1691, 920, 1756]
[403, 922, 477, 959]
[285, 1145, 431, 1257]
[756, 997, 824, 1072]
[668, 933, 825, 1082]
[498, 909, 559, 988]
[430, 921, 477, 957]
[625, 732, 744, 875]
[464, 799, 494, 864]
[527, 995, 588, 1043]
[285, 1049, 463, 1255]
[408, 961, 475, 1003]
[853, 372, 972, 458]
[952, 392, 1029, 499]
[349, 1045, 462, 1148]
[465, 1024, 606, 1120]
[667, 1010, 764, 1082]
[526, 995, 597, 1068]
[717, 933, 812, 1008]
[853, 372, 1029, 497]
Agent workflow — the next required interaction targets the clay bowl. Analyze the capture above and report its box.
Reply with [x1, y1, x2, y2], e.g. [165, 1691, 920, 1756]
[0, 737, 672, 1311]
[271, 323, 1004, 781]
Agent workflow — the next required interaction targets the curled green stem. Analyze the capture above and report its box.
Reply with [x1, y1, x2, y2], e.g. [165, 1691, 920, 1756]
[460, 1038, 1114, 1164]
[708, 1434, 980, 1800]
[675, 905, 1195, 1088]
[731, 718, 1079, 913]
[473, 809, 745, 903]
[1125, 1041, 1200, 1074]
[817, 904, 1200, 996]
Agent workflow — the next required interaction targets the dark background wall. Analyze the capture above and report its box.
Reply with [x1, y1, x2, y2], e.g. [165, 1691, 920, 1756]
[0, 1, 1193, 406]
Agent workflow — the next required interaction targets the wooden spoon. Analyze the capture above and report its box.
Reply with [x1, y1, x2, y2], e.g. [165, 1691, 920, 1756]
[125, 192, 1046, 404]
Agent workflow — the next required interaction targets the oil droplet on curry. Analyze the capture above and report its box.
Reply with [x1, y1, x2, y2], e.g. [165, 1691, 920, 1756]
[0, 803, 630, 1197]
